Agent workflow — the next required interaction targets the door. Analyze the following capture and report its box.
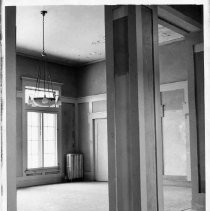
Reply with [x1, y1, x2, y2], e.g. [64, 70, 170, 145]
[161, 88, 190, 180]
[94, 118, 108, 181]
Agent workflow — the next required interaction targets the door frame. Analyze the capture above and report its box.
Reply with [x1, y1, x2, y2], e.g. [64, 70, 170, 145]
[89, 112, 107, 181]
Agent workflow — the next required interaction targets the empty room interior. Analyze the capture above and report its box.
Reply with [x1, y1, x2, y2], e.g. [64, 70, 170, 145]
[0, 4, 205, 211]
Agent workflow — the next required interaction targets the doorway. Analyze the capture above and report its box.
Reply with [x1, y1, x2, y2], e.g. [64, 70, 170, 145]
[94, 118, 108, 181]
[161, 81, 191, 183]
[160, 81, 192, 210]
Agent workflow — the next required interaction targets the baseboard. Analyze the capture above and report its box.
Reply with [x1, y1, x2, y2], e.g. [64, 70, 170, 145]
[192, 193, 205, 211]
[84, 171, 94, 181]
[17, 174, 64, 188]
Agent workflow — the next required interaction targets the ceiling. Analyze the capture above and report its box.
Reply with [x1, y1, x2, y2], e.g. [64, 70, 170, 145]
[17, 5, 184, 66]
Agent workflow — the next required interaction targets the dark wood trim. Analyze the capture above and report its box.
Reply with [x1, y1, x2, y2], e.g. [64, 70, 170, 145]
[187, 33, 205, 210]
[158, 6, 202, 32]
[4, 6, 17, 211]
[158, 17, 189, 35]
[128, 6, 141, 211]
[105, 6, 117, 211]
[152, 6, 164, 211]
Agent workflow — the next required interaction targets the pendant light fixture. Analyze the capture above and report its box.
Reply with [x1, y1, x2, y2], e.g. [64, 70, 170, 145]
[27, 10, 61, 107]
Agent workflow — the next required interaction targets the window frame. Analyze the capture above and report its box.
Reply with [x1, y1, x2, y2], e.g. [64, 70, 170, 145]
[26, 110, 58, 170]
[22, 77, 62, 176]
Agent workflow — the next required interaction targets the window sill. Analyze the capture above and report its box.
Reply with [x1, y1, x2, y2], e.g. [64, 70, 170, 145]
[25, 166, 60, 176]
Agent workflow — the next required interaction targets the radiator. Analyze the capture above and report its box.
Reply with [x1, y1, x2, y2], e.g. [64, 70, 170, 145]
[66, 154, 83, 180]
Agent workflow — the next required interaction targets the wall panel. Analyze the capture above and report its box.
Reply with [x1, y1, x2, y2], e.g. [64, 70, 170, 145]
[92, 100, 107, 113]
[78, 103, 92, 175]
[62, 103, 76, 175]
[16, 98, 23, 177]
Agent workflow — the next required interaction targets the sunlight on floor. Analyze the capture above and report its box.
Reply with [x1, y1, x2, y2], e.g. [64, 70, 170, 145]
[17, 182, 192, 211]
[164, 186, 192, 211]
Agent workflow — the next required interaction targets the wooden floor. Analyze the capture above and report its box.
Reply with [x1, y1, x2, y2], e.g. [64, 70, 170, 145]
[17, 182, 192, 211]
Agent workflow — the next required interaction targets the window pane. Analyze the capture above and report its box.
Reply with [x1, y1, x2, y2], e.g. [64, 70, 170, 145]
[27, 111, 40, 126]
[43, 113, 57, 167]
[27, 112, 42, 169]
[30, 127, 40, 141]
[44, 127, 56, 141]
[28, 155, 40, 169]
[44, 154, 57, 167]
[44, 141, 56, 154]
[43, 113, 56, 127]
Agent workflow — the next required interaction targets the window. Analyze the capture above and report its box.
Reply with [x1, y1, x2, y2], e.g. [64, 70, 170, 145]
[27, 111, 58, 169]
[25, 86, 60, 108]
[22, 77, 61, 173]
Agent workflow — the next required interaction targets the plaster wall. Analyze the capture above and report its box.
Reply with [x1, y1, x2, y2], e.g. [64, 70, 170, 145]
[16, 55, 77, 97]
[159, 40, 188, 84]
[76, 60, 106, 97]
[76, 40, 189, 99]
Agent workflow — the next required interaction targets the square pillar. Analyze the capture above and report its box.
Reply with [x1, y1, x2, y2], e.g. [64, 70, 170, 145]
[105, 5, 163, 211]
[1, 6, 17, 211]
[188, 40, 205, 211]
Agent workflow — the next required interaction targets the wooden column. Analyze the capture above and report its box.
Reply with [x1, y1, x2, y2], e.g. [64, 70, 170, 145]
[105, 5, 163, 211]
[0, 1, 2, 209]
[188, 41, 205, 211]
[1, 6, 17, 211]
[186, 31, 204, 211]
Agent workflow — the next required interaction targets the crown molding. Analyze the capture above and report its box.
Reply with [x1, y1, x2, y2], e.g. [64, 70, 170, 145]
[159, 37, 185, 47]
[16, 51, 106, 68]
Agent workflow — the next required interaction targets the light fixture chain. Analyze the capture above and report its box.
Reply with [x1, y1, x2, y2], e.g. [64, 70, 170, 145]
[41, 10, 47, 56]
[27, 10, 60, 107]
[48, 71, 55, 96]
[43, 13, 45, 55]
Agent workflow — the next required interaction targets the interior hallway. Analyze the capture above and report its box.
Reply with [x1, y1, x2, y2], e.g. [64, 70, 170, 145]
[17, 182, 192, 211]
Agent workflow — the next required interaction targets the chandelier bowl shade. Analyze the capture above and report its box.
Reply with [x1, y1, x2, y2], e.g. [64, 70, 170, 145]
[32, 97, 56, 107]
